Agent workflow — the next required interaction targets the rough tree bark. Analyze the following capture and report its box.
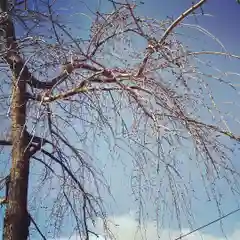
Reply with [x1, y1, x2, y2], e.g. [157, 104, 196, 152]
[0, 0, 30, 239]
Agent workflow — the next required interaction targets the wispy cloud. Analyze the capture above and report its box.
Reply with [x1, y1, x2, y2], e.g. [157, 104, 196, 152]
[56, 213, 240, 240]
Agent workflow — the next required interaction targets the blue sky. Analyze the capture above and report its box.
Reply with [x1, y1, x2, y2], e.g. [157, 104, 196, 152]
[1, 0, 240, 239]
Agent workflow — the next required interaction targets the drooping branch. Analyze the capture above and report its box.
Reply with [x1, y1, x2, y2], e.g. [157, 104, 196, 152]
[40, 146, 101, 238]
[32, 156, 56, 177]
[40, 149, 86, 194]
[28, 213, 47, 240]
[186, 118, 240, 142]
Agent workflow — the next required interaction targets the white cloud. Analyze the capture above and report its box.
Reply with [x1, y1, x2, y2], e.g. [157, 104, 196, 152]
[56, 213, 240, 240]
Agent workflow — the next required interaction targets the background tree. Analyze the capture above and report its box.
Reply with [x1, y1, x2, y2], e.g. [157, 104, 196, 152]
[0, 0, 240, 239]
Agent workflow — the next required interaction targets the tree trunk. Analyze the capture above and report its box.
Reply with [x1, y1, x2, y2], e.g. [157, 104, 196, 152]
[3, 72, 30, 240]
[1, 1, 30, 239]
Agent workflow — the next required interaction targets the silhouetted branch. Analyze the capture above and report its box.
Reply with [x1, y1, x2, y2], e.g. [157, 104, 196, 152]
[28, 213, 47, 240]
[0, 139, 11, 146]
[41, 149, 86, 194]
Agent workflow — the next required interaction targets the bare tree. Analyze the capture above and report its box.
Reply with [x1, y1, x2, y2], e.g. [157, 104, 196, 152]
[0, 0, 240, 239]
